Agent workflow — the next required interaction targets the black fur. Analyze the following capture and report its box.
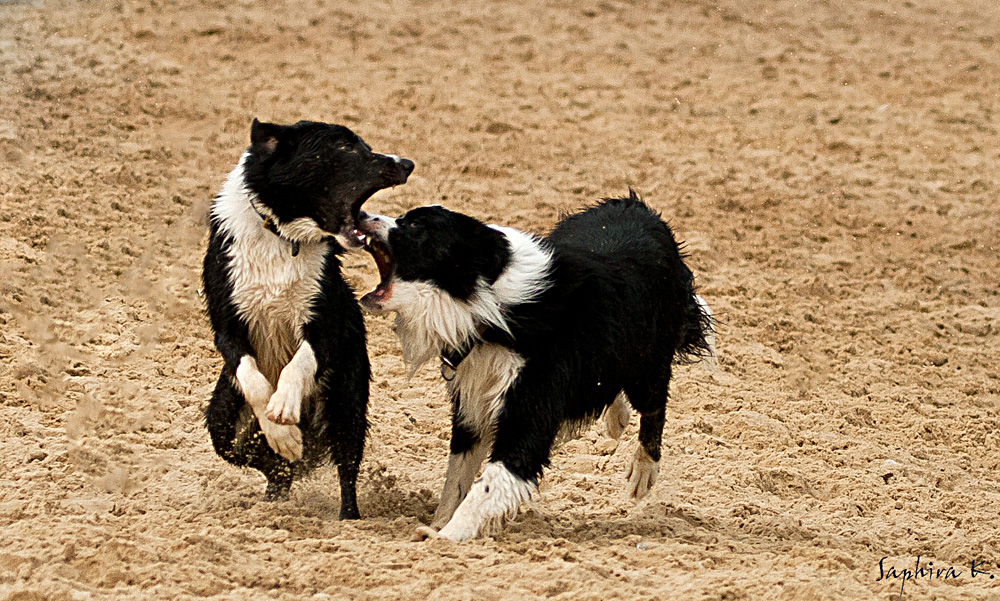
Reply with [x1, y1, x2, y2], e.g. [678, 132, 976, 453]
[390, 206, 511, 300]
[366, 193, 711, 488]
[202, 119, 412, 517]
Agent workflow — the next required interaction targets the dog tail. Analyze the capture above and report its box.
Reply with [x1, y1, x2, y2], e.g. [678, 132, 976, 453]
[675, 286, 716, 365]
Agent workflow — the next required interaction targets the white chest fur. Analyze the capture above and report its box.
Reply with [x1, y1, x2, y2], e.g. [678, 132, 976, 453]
[447, 343, 524, 437]
[228, 234, 326, 385]
[213, 156, 328, 384]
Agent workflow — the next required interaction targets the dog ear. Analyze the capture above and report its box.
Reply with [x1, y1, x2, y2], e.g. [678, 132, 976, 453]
[477, 226, 511, 285]
[250, 118, 282, 160]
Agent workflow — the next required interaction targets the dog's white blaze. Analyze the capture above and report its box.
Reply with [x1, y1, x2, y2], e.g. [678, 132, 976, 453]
[266, 341, 319, 424]
[626, 445, 659, 500]
[449, 343, 524, 436]
[436, 462, 534, 542]
[213, 155, 328, 384]
[386, 225, 552, 373]
[432, 443, 491, 529]
[365, 214, 396, 236]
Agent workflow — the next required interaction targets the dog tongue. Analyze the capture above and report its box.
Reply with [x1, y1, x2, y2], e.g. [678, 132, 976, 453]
[358, 234, 394, 309]
[364, 238, 393, 282]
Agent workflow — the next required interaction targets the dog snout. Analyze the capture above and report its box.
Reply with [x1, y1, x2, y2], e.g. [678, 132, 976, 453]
[395, 156, 415, 176]
[357, 212, 395, 237]
[377, 154, 414, 186]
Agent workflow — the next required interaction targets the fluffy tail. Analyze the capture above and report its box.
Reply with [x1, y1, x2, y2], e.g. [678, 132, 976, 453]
[675, 291, 716, 365]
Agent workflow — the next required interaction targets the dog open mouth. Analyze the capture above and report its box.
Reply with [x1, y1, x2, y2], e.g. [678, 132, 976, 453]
[339, 189, 397, 250]
[356, 230, 394, 310]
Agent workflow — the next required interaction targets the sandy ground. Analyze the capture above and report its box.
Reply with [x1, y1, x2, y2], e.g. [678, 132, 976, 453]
[1, 0, 999, 599]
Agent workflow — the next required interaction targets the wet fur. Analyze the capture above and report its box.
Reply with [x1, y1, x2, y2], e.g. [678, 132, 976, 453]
[360, 193, 713, 539]
[202, 120, 412, 517]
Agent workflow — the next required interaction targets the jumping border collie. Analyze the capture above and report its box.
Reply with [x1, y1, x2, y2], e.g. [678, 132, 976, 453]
[355, 192, 714, 540]
[202, 119, 413, 518]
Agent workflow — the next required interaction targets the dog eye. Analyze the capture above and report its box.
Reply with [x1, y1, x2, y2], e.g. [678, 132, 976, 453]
[337, 142, 354, 152]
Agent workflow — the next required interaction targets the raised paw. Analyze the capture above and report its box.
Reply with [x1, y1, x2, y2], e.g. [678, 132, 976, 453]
[261, 420, 303, 462]
[626, 447, 659, 500]
[235, 356, 274, 406]
[265, 385, 302, 425]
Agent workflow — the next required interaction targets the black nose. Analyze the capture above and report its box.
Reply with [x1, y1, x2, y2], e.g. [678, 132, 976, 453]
[398, 158, 414, 177]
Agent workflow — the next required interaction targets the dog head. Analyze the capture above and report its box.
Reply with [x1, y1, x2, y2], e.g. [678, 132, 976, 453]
[243, 119, 414, 250]
[355, 206, 553, 370]
[355, 206, 511, 312]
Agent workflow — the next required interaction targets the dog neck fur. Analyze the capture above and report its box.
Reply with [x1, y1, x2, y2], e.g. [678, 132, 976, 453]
[213, 153, 327, 247]
[392, 226, 553, 373]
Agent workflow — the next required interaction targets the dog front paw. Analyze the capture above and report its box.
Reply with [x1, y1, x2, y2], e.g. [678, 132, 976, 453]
[261, 421, 303, 462]
[235, 356, 274, 406]
[626, 447, 659, 500]
[265, 385, 302, 425]
[413, 526, 444, 541]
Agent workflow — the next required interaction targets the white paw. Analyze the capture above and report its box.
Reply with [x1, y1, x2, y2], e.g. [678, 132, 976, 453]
[413, 526, 445, 541]
[436, 518, 478, 542]
[235, 357, 273, 405]
[429, 462, 533, 542]
[260, 420, 303, 462]
[265, 384, 302, 425]
[626, 447, 659, 500]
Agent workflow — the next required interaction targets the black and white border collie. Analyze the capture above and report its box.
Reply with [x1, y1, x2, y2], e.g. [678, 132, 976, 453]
[355, 193, 714, 540]
[202, 119, 413, 518]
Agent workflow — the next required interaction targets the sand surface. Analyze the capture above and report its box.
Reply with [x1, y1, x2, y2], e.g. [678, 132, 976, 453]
[1, 0, 999, 599]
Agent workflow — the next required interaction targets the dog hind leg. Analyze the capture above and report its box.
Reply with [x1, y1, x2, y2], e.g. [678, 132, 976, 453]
[601, 392, 631, 440]
[321, 361, 370, 520]
[623, 373, 670, 500]
[625, 409, 664, 500]
[206, 371, 296, 501]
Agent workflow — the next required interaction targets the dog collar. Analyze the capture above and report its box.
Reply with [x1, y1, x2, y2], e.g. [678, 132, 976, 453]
[440, 342, 475, 381]
[258, 214, 301, 257]
[439, 324, 489, 381]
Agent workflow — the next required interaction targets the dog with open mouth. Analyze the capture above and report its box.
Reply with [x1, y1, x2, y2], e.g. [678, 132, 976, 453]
[355, 193, 714, 540]
[202, 119, 413, 517]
